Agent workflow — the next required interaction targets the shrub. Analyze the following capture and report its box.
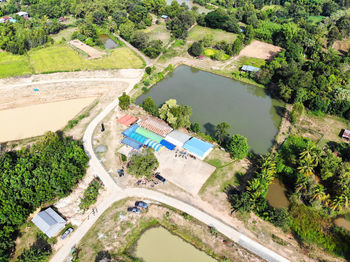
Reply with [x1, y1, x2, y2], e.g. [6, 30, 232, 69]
[79, 178, 103, 211]
[188, 41, 202, 57]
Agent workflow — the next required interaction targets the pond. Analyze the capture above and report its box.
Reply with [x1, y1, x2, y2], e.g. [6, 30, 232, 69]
[266, 179, 290, 209]
[134, 227, 216, 262]
[136, 66, 283, 154]
[98, 34, 118, 49]
[334, 216, 350, 232]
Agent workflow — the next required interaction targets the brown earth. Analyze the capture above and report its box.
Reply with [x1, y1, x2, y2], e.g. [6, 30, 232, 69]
[69, 39, 104, 59]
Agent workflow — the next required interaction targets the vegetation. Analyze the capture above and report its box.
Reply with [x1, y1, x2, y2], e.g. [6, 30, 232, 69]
[127, 148, 159, 179]
[159, 99, 192, 129]
[17, 234, 52, 262]
[79, 178, 103, 211]
[118, 92, 131, 110]
[0, 132, 88, 261]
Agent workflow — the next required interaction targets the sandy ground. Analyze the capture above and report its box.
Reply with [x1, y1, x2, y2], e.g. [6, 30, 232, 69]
[238, 40, 282, 60]
[69, 39, 104, 59]
[155, 149, 216, 195]
[0, 97, 96, 142]
[332, 39, 350, 53]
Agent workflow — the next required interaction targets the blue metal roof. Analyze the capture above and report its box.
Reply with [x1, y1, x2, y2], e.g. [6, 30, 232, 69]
[121, 137, 143, 149]
[160, 139, 176, 150]
[122, 124, 139, 137]
[144, 139, 164, 152]
[241, 65, 260, 72]
[184, 137, 213, 159]
[129, 131, 148, 144]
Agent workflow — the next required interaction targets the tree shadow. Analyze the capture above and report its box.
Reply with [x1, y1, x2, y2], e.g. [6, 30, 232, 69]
[203, 122, 216, 137]
[95, 250, 112, 262]
[274, 105, 286, 117]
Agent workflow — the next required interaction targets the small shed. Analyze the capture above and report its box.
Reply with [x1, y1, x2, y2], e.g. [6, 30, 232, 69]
[32, 208, 66, 238]
[342, 129, 350, 140]
[241, 65, 260, 72]
[16, 11, 29, 18]
[184, 137, 213, 160]
[161, 15, 168, 19]
[118, 114, 138, 127]
[165, 130, 191, 148]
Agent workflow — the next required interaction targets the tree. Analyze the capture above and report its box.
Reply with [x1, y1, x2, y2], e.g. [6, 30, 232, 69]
[188, 41, 202, 57]
[215, 122, 230, 145]
[158, 99, 192, 129]
[144, 40, 163, 58]
[118, 92, 130, 110]
[226, 134, 250, 159]
[232, 36, 243, 55]
[131, 31, 149, 50]
[119, 20, 135, 41]
[191, 123, 201, 133]
[128, 148, 159, 178]
[143, 97, 159, 116]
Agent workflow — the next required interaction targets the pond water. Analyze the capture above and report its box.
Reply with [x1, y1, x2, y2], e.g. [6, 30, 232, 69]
[266, 179, 290, 209]
[98, 34, 118, 49]
[136, 66, 283, 154]
[134, 227, 216, 262]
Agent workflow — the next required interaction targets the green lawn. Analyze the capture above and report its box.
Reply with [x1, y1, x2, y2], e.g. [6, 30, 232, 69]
[51, 27, 77, 42]
[0, 52, 32, 78]
[203, 48, 231, 61]
[141, 22, 171, 44]
[307, 16, 325, 24]
[0, 44, 145, 78]
[188, 25, 237, 42]
[234, 56, 266, 69]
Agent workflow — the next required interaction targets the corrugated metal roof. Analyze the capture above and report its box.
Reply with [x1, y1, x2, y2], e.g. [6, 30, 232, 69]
[139, 116, 173, 137]
[135, 127, 164, 143]
[32, 208, 66, 238]
[160, 139, 176, 150]
[121, 137, 143, 149]
[118, 114, 138, 127]
[241, 65, 260, 72]
[184, 137, 213, 160]
[165, 130, 192, 148]
[122, 124, 139, 137]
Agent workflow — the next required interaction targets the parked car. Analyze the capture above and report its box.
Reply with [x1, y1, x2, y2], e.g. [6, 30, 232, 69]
[127, 207, 141, 213]
[61, 228, 73, 240]
[135, 201, 148, 209]
[155, 173, 166, 183]
[117, 169, 124, 177]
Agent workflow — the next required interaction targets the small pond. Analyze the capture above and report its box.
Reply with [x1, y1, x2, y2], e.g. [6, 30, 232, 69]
[266, 179, 290, 209]
[136, 65, 283, 154]
[98, 34, 118, 49]
[134, 227, 216, 262]
[334, 216, 350, 232]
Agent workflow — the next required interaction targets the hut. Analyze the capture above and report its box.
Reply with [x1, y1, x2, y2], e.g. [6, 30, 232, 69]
[32, 208, 66, 238]
[165, 130, 191, 148]
[342, 129, 350, 140]
[241, 65, 260, 72]
[183, 137, 213, 160]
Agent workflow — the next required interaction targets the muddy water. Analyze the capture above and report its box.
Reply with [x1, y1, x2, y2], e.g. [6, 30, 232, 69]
[98, 34, 118, 49]
[334, 216, 350, 232]
[134, 227, 216, 262]
[0, 97, 96, 142]
[266, 179, 290, 209]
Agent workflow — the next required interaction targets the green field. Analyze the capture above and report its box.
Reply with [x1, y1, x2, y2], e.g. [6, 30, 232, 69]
[234, 56, 266, 69]
[203, 48, 231, 61]
[307, 16, 325, 24]
[188, 25, 237, 42]
[0, 44, 145, 78]
[142, 22, 171, 44]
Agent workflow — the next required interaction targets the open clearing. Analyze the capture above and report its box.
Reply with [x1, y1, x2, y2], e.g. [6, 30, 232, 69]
[333, 39, 350, 53]
[0, 45, 145, 79]
[238, 40, 282, 60]
[51, 27, 77, 42]
[188, 25, 237, 42]
[142, 21, 171, 44]
[69, 39, 104, 59]
[0, 97, 96, 142]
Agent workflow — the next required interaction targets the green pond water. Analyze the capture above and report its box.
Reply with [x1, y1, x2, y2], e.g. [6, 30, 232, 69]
[98, 34, 118, 49]
[134, 227, 216, 262]
[136, 66, 283, 154]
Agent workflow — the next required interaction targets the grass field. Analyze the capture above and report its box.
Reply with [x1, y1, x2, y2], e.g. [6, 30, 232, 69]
[51, 27, 77, 42]
[0, 52, 32, 78]
[234, 56, 266, 69]
[0, 44, 145, 78]
[203, 48, 231, 61]
[142, 22, 171, 44]
[188, 25, 237, 42]
[307, 16, 325, 24]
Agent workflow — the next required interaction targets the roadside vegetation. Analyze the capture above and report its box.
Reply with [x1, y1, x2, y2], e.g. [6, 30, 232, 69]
[0, 132, 89, 261]
[79, 178, 103, 211]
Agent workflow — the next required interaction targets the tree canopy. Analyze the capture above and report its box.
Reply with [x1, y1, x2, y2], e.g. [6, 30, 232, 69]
[128, 148, 159, 178]
[158, 99, 192, 129]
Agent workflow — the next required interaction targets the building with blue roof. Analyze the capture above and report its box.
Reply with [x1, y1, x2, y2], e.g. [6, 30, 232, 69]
[121, 137, 143, 150]
[122, 124, 139, 137]
[241, 65, 260, 72]
[160, 139, 176, 150]
[183, 137, 213, 160]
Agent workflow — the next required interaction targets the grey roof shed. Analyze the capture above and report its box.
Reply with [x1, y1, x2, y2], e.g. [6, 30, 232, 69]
[32, 208, 66, 238]
[165, 130, 192, 148]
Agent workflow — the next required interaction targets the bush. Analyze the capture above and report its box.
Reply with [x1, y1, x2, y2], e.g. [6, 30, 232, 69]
[145, 66, 152, 75]
[188, 41, 202, 57]
[128, 148, 159, 179]
[79, 178, 103, 211]
[118, 92, 131, 110]
[226, 134, 250, 159]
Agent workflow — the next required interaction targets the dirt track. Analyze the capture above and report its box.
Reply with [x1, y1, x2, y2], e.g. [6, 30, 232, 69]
[0, 70, 142, 110]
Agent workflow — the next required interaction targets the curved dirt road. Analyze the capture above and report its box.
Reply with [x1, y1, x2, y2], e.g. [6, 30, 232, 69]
[50, 73, 290, 262]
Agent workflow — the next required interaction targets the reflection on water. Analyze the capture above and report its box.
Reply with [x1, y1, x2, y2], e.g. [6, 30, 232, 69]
[134, 227, 216, 262]
[266, 179, 290, 209]
[136, 65, 283, 154]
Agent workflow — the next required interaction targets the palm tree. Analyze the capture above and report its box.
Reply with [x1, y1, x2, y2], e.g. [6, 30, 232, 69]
[295, 175, 308, 193]
[330, 196, 345, 211]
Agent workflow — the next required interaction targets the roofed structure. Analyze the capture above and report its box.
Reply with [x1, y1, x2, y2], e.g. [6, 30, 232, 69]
[241, 65, 260, 72]
[184, 137, 213, 160]
[139, 116, 173, 137]
[121, 137, 143, 149]
[160, 139, 176, 150]
[122, 124, 139, 137]
[165, 130, 191, 148]
[342, 129, 350, 140]
[32, 208, 66, 238]
[135, 126, 164, 143]
[118, 114, 138, 127]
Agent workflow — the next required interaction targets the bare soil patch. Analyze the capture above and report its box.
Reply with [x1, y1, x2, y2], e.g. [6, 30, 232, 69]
[332, 39, 350, 53]
[238, 40, 282, 60]
[69, 40, 104, 59]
